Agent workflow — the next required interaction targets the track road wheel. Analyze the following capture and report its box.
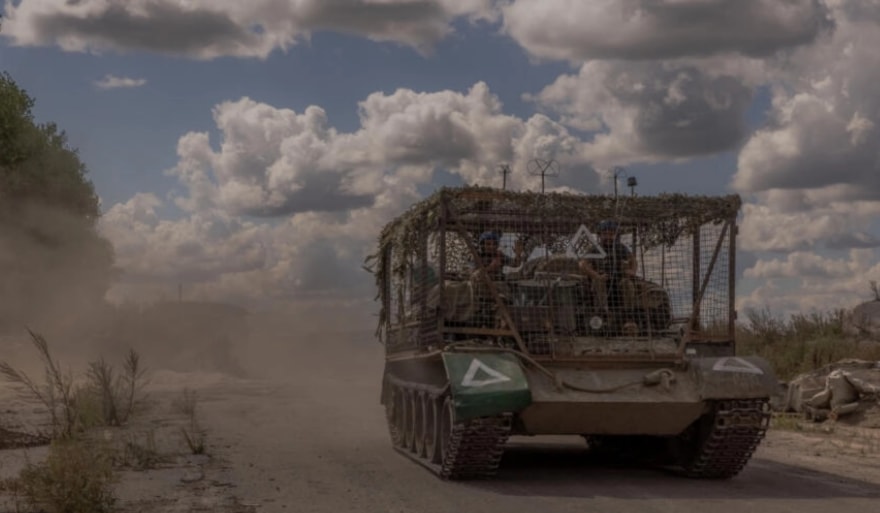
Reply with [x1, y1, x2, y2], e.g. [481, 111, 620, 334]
[403, 390, 415, 451]
[423, 395, 440, 464]
[384, 383, 403, 447]
[438, 396, 454, 466]
[412, 392, 425, 456]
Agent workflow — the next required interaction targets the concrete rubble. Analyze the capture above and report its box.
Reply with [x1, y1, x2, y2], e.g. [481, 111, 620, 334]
[780, 359, 880, 425]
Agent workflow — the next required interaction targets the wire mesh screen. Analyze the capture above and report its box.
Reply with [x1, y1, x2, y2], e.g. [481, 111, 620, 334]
[693, 221, 733, 338]
[372, 187, 739, 359]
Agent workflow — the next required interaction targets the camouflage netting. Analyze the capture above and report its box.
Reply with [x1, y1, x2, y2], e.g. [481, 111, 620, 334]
[364, 186, 741, 344]
[366, 186, 739, 283]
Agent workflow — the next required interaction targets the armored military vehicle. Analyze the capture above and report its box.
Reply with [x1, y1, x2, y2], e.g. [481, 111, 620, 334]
[367, 186, 777, 480]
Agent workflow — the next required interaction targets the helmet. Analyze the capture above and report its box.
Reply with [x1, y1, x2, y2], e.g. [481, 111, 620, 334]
[478, 231, 499, 242]
[597, 220, 618, 232]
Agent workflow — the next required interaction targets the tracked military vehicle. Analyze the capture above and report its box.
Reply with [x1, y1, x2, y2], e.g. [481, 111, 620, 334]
[367, 186, 777, 480]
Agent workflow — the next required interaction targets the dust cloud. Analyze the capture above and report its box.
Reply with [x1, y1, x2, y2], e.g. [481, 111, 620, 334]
[0, 200, 114, 375]
[0, 199, 384, 389]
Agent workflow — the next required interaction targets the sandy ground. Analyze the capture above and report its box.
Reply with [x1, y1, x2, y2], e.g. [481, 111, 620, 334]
[2, 326, 880, 513]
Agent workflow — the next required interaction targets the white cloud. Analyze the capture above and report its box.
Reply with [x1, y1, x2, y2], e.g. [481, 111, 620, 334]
[93, 74, 146, 89]
[18, 0, 878, 320]
[500, 0, 830, 62]
[0, 0, 497, 59]
[738, 249, 880, 316]
[731, 8, 880, 202]
[527, 60, 754, 168]
[163, 82, 594, 219]
[99, 82, 597, 306]
[739, 197, 880, 252]
[743, 250, 862, 279]
[728, 4, 880, 317]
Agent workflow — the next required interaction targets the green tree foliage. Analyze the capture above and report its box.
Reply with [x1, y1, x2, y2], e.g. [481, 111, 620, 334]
[0, 71, 101, 220]
[0, 71, 116, 333]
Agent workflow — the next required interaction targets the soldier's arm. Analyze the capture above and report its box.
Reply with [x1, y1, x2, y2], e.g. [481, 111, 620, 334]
[626, 248, 638, 275]
[578, 259, 602, 280]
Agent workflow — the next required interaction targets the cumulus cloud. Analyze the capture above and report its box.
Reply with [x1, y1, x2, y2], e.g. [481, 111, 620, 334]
[738, 248, 880, 315]
[496, 1, 880, 317]
[501, 0, 831, 62]
[727, 2, 880, 311]
[99, 82, 596, 305]
[731, 7, 880, 202]
[93, 74, 146, 89]
[164, 82, 593, 219]
[744, 250, 856, 279]
[528, 61, 754, 167]
[16, 0, 878, 319]
[0, 0, 497, 59]
[98, 192, 386, 306]
[739, 196, 880, 252]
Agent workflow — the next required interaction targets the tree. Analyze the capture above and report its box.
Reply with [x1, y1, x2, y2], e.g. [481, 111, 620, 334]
[0, 71, 102, 221]
[0, 72, 116, 335]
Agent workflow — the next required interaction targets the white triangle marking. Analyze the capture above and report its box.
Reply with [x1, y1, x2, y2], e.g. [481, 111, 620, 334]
[461, 358, 512, 387]
[712, 357, 764, 375]
[566, 224, 608, 260]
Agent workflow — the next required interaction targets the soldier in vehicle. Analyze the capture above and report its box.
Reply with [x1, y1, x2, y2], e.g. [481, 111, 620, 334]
[472, 231, 526, 281]
[578, 220, 637, 321]
[469, 231, 526, 326]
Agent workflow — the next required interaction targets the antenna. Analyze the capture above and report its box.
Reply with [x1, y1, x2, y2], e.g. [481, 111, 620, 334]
[612, 166, 624, 199]
[497, 163, 511, 190]
[527, 158, 560, 194]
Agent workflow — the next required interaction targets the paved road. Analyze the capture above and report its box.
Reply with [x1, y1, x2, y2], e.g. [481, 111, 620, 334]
[193, 330, 880, 513]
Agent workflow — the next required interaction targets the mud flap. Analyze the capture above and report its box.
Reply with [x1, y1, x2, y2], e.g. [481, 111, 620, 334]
[442, 352, 532, 421]
[690, 355, 779, 400]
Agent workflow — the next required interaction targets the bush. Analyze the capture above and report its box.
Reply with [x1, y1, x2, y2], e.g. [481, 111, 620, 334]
[0, 329, 148, 439]
[14, 439, 116, 513]
[737, 307, 880, 380]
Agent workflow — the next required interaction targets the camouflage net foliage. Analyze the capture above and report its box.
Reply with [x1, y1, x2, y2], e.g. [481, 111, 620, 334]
[364, 185, 741, 340]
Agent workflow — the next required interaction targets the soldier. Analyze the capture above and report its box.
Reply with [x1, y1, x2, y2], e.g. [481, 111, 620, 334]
[469, 231, 525, 327]
[578, 220, 637, 319]
[472, 231, 525, 281]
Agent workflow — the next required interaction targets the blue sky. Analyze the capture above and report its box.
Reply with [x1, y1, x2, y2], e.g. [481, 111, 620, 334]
[1, 0, 878, 317]
[4, 24, 559, 206]
[1, 20, 774, 212]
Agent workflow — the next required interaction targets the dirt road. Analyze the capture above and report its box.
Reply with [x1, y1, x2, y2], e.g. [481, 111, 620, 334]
[176, 328, 880, 513]
[6, 325, 880, 512]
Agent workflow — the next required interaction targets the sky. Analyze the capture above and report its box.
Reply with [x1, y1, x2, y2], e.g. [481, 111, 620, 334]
[1, 0, 879, 321]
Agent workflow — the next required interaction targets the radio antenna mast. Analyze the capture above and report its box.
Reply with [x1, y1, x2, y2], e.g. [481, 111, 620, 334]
[497, 163, 511, 190]
[527, 158, 560, 194]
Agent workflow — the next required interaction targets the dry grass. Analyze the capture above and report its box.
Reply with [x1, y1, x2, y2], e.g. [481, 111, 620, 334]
[174, 388, 206, 455]
[85, 349, 148, 427]
[0, 329, 79, 439]
[0, 329, 149, 439]
[7, 439, 117, 513]
[115, 429, 166, 471]
[0, 329, 153, 512]
[736, 307, 880, 381]
[770, 413, 805, 432]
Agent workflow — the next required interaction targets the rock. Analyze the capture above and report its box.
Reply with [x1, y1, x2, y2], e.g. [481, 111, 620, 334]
[180, 469, 205, 483]
[786, 359, 880, 422]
